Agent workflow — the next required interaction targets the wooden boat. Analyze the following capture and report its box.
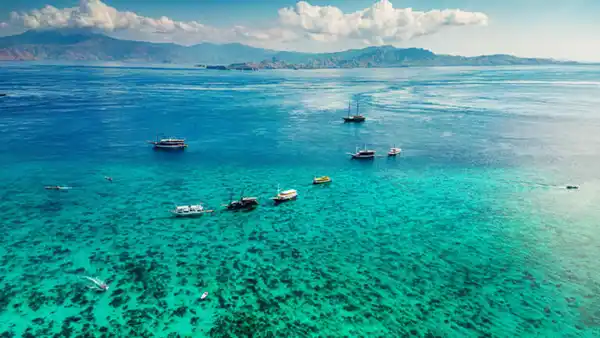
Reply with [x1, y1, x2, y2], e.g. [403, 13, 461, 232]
[313, 176, 332, 184]
[224, 193, 259, 211]
[170, 204, 213, 217]
[348, 145, 376, 159]
[343, 101, 366, 123]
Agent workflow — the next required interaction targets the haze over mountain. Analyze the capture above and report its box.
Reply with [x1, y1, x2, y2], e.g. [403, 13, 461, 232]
[0, 30, 575, 68]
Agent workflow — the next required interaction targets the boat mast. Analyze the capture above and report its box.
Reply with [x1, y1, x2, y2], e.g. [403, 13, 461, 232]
[357, 101, 359, 115]
[348, 101, 351, 117]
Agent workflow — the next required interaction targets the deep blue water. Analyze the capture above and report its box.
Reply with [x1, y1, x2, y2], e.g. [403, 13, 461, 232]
[1, 64, 600, 337]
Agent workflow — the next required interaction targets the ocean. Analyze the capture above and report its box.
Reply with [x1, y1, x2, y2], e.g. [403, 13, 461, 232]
[1, 64, 600, 337]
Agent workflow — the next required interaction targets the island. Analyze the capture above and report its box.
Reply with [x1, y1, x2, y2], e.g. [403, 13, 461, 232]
[0, 29, 580, 68]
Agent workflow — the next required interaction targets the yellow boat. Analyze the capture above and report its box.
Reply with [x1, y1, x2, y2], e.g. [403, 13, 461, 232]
[313, 176, 332, 184]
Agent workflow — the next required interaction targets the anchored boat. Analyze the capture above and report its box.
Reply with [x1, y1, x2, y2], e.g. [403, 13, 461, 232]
[313, 176, 332, 184]
[388, 145, 402, 156]
[271, 185, 297, 204]
[148, 135, 188, 150]
[343, 101, 366, 123]
[348, 146, 376, 159]
[170, 204, 213, 217]
[224, 192, 259, 211]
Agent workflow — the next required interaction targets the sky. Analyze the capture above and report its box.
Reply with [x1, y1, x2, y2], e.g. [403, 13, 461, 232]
[0, 0, 599, 61]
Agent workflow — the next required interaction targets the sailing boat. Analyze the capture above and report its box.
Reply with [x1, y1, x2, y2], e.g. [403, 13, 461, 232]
[342, 101, 366, 123]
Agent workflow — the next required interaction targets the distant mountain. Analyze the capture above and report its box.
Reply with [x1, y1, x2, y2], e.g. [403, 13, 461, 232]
[0, 30, 276, 64]
[0, 29, 577, 68]
[260, 45, 576, 69]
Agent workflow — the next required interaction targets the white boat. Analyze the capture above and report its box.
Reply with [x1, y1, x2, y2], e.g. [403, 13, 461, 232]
[348, 146, 376, 159]
[271, 185, 297, 203]
[170, 204, 211, 216]
[388, 146, 402, 156]
[148, 136, 188, 150]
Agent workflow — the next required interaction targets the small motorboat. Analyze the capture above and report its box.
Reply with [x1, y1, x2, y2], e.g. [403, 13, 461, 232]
[388, 146, 402, 156]
[45, 186, 71, 191]
[170, 204, 212, 217]
[566, 185, 579, 190]
[201, 292, 208, 300]
[348, 146, 376, 159]
[0, 94, 6, 97]
[313, 176, 332, 184]
[104, 176, 113, 182]
[224, 193, 259, 211]
[271, 185, 297, 204]
[342, 101, 366, 123]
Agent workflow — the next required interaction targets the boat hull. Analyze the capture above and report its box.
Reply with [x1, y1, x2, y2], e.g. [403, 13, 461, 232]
[313, 178, 332, 184]
[343, 118, 365, 123]
[351, 155, 375, 159]
[171, 212, 205, 217]
[272, 195, 297, 204]
[153, 144, 187, 150]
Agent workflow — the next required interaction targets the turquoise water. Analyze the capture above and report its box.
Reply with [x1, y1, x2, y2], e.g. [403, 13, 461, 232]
[1, 64, 600, 337]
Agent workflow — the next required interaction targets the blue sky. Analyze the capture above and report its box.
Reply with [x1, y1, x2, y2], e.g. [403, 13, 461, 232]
[1, 0, 599, 61]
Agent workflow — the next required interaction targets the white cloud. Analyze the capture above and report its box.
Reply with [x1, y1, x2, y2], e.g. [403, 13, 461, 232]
[278, 0, 488, 45]
[7, 0, 214, 35]
[2, 0, 488, 50]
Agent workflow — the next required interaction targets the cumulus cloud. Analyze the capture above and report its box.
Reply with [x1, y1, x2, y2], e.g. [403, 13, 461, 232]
[3, 0, 489, 49]
[7, 0, 213, 35]
[277, 0, 488, 44]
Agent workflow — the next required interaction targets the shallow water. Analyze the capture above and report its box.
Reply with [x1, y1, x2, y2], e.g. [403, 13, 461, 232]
[1, 64, 600, 337]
